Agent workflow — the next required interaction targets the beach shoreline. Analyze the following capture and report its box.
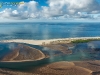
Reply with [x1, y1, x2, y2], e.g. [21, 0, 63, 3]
[0, 37, 100, 45]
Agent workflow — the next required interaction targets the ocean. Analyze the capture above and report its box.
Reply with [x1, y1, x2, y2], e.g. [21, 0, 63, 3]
[0, 22, 100, 40]
[0, 22, 100, 69]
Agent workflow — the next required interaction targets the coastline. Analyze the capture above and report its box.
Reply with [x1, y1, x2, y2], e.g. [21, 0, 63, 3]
[0, 36, 100, 63]
[0, 37, 100, 45]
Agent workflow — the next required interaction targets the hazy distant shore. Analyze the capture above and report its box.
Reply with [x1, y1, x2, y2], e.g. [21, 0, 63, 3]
[0, 37, 100, 45]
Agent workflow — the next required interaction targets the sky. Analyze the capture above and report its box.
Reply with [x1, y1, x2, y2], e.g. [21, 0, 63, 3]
[0, 0, 100, 22]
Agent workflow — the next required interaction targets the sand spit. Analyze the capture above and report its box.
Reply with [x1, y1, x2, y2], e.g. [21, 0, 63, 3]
[1, 37, 100, 45]
[0, 44, 45, 62]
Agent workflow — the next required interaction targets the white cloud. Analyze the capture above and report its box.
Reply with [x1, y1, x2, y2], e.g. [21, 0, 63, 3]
[39, 0, 100, 20]
[73, 12, 93, 19]
[0, 0, 100, 20]
[0, 8, 12, 18]
[18, 1, 38, 12]
[0, 1, 39, 20]
[12, 10, 19, 14]
[43, 0, 100, 18]
[65, 0, 99, 13]
[0, 8, 29, 19]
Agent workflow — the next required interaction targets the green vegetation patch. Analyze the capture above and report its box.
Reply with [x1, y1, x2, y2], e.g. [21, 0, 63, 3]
[71, 39, 100, 43]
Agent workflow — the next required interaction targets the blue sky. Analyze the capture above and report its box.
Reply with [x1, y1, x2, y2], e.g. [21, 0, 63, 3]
[0, 0, 100, 22]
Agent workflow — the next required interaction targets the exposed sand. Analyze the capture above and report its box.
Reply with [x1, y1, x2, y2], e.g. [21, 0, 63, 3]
[34, 61, 93, 75]
[0, 68, 39, 75]
[2, 49, 19, 61]
[0, 61, 100, 75]
[43, 44, 72, 54]
[0, 37, 100, 45]
[0, 39, 70, 45]
[3, 57, 45, 63]
[0, 37, 100, 75]
[0, 44, 45, 62]
[0, 54, 45, 62]
[37, 50, 46, 60]
[73, 60, 100, 72]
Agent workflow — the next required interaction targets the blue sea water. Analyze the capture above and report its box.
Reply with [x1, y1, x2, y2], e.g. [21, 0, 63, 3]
[0, 22, 100, 40]
[0, 22, 100, 69]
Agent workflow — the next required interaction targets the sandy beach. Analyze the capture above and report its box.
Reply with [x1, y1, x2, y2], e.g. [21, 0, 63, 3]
[0, 37, 100, 45]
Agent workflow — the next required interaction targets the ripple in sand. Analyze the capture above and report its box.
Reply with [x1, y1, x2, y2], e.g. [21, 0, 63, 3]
[37, 61, 92, 75]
